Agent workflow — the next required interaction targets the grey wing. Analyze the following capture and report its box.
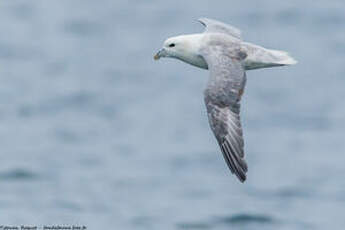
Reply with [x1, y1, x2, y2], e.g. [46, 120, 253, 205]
[198, 18, 242, 40]
[201, 42, 248, 182]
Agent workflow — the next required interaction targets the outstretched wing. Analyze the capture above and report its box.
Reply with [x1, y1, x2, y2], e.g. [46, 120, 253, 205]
[198, 18, 242, 40]
[200, 36, 248, 182]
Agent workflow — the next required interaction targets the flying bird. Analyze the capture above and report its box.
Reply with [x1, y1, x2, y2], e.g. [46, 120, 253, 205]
[154, 18, 296, 182]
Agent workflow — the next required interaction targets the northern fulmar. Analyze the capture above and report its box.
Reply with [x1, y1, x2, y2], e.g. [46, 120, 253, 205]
[154, 18, 296, 182]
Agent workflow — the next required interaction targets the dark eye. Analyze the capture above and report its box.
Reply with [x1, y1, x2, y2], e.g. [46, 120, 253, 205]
[169, 43, 175, 48]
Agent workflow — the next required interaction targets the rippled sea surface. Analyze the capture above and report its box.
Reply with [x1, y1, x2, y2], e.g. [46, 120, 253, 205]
[1, 0, 345, 229]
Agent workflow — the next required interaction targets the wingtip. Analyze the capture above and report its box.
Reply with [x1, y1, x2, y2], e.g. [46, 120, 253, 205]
[221, 138, 248, 183]
[239, 177, 246, 183]
[197, 17, 208, 26]
[234, 167, 247, 183]
[232, 170, 246, 183]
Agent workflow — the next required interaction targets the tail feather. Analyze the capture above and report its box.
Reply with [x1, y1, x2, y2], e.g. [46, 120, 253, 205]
[242, 42, 297, 70]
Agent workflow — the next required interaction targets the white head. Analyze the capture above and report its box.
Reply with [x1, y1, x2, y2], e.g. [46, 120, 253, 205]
[154, 34, 208, 69]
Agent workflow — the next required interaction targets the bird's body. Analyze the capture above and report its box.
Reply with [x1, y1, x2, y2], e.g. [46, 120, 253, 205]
[154, 18, 296, 182]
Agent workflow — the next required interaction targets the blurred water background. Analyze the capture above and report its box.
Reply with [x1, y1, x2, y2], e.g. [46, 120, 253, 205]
[0, 0, 345, 229]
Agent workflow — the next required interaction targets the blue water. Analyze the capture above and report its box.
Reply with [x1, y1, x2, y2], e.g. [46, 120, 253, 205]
[1, 0, 345, 229]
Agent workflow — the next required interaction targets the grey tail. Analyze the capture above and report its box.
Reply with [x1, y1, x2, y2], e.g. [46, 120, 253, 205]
[242, 42, 297, 70]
